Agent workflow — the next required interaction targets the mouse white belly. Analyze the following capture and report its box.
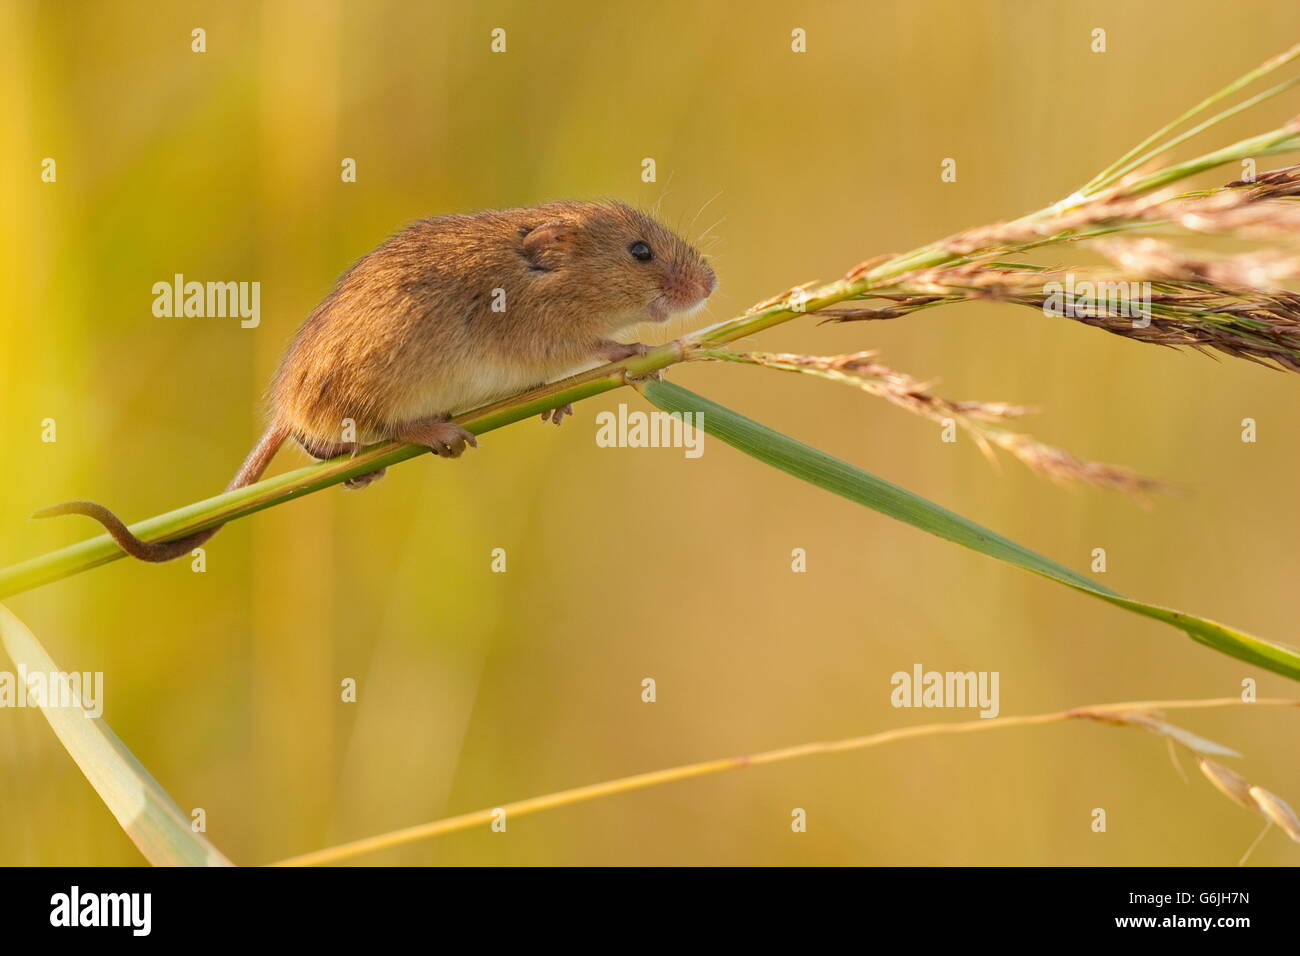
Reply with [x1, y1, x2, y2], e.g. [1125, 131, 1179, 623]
[384, 356, 587, 427]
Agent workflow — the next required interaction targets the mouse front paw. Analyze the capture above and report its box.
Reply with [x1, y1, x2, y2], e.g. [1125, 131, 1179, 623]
[598, 341, 650, 363]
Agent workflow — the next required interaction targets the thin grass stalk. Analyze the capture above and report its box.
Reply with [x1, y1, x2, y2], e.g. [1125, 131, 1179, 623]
[268, 697, 1299, 867]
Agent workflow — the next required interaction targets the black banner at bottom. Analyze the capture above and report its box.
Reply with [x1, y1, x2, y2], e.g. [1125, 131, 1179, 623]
[0, 865, 1284, 941]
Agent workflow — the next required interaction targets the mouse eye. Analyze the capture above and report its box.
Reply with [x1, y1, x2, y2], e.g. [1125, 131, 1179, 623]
[629, 241, 653, 262]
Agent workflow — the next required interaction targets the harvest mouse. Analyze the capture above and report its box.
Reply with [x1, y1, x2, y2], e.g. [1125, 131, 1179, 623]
[37, 200, 718, 562]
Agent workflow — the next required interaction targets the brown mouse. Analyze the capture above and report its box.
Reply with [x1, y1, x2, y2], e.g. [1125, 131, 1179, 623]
[37, 200, 718, 562]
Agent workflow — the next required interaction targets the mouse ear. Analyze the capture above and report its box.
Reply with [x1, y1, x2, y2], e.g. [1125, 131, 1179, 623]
[520, 220, 575, 271]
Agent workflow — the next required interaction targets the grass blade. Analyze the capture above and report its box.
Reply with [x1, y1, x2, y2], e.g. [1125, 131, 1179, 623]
[0, 602, 234, 866]
[642, 380, 1300, 682]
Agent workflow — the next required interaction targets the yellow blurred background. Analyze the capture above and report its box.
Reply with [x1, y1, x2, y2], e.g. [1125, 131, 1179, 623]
[1, 0, 1298, 866]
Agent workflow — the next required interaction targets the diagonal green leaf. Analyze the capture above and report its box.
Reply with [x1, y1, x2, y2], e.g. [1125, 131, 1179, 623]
[642, 380, 1300, 682]
[0, 602, 234, 866]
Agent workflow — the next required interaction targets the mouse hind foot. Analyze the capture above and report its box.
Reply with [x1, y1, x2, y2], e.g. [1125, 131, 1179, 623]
[392, 416, 478, 459]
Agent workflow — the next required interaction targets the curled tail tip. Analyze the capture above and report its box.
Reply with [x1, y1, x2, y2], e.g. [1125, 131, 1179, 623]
[29, 499, 201, 563]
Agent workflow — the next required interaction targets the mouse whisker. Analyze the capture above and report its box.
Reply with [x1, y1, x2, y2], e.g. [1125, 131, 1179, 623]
[696, 215, 729, 246]
[649, 172, 677, 218]
[687, 189, 726, 241]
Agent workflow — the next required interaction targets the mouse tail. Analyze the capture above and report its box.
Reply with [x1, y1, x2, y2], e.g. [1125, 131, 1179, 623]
[33, 424, 290, 563]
